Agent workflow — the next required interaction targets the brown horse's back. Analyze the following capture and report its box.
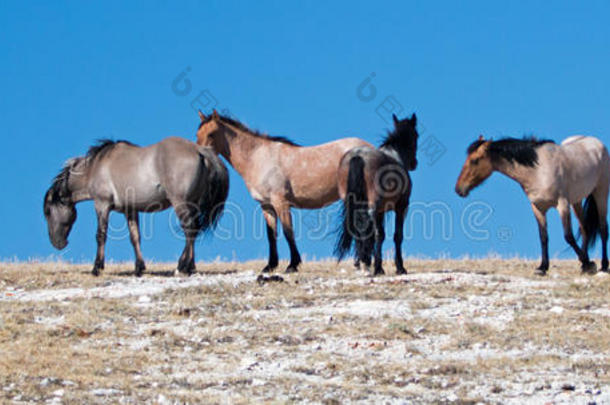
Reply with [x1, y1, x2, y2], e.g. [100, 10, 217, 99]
[278, 138, 373, 208]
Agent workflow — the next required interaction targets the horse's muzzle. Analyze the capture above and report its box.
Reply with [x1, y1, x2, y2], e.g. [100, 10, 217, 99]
[455, 185, 469, 197]
[52, 238, 68, 250]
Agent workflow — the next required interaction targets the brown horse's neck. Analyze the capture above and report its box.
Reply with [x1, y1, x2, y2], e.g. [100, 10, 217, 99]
[216, 124, 267, 174]
[492, 157, 537, 193]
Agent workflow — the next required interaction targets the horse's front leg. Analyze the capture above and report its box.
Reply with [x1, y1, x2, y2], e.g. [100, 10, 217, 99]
[92, 203, 110, 276]
[394, 205, 407, 275]
[126, 211, 146, 277]
[261, 206, 279, 273]
[277, 204, 301, 273]
[373, 211, 385, 276]
[558, 200, 595, 273]
[531, 203, 549, 275]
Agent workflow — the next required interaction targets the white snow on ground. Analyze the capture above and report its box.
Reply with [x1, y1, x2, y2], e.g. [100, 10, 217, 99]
[0, 270, 255, 302]
[2, 265, 609, 403]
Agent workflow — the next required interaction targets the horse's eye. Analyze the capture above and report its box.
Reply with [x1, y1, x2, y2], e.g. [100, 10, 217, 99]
[471, 158, 480, 165]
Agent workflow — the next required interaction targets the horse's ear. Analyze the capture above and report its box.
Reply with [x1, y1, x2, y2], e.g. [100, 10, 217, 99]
[212, 109, 219, 119]
[198, 110, 206, 122]
[410, 113, 417, 126]
[392, 113, 399, 125]
[478, 134, 485, 141]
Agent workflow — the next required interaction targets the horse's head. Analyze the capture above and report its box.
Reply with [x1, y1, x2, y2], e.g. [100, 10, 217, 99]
[392, 113, 419, 170]
[196, 110, 224, 150]
[455, 135, 494, 197]
[43, 174, 77, 250]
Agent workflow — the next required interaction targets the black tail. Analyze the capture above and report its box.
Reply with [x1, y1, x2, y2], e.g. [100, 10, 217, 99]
[581, 194, 600, 249]
[197, 151, 229, 233]
[335, 156, 374, 262]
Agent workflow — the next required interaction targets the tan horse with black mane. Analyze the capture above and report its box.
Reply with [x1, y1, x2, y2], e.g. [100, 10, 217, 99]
[335, 113, 419, 276]
[196, 110, 372, 273]
[44, 137, 229, 276]
[456, 135, 609, 275]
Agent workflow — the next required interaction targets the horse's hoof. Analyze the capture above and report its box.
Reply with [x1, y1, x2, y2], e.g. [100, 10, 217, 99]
[261, 265, 275, 273]
[285, 266, 298, 274]
[396, 267, 407, 275]
[601, 260, 608, 272]
[91, 267, 100, 277]
[135, 261, 146, 277]
[581, 261, 597, 274]
[534, 268, 547, 276]
[373, 268, 385, 276]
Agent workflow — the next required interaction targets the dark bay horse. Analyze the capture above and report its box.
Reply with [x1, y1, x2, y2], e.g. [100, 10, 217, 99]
[43, 137, 229, 276]
[335, 113, 419, 276]
[456, 135, 610, 275]
[196, 110, 373, 273]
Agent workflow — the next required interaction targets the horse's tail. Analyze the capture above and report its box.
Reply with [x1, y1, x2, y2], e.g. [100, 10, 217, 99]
[335, 156, 373, 262]
[582, 194, 601, 249]
[197, 149, 229, 233]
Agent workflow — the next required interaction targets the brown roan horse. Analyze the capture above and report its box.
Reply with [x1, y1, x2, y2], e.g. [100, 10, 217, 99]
[335, 113, 419, 275]
[196, 110, 373, 273]
[456, 135, 610, 275]
[44, 137, 229, 276]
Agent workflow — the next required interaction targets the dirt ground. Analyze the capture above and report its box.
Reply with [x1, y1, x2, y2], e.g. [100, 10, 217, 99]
[0, 259, 609, 404]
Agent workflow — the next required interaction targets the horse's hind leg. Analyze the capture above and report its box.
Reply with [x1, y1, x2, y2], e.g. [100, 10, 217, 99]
[373, 211, 386, 276]
[126, 211, 146, 277]
[261, 205, 279, 273]
[593, 184, 609, 271]
[177, 231, 196, 275]
[92, 203, 111, 276]
[571, 202, 588, 251]
[394, 205, 407, 275]
[558, 199, 594, 272]
[174, 203, 197, 275]
[531, 203, 549, 275]
[277, 204, 301, 273]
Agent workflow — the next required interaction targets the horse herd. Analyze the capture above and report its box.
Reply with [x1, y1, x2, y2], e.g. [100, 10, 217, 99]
[44, 110, 610, 277]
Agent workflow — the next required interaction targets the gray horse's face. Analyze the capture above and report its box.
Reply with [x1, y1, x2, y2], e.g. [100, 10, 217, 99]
[455, 138, 494, 197]
[44, 191, 77, 250]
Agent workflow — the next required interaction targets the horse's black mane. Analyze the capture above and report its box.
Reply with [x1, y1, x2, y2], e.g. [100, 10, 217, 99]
[379, 118, 418, 164]
[87, 139, 136, 161]
[467, 136, 555, 167]
[46, 139, 136, 204]
[204, 113, 300, 146]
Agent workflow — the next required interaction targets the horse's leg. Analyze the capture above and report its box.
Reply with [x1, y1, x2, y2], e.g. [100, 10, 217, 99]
[126, 211, 146, 277]
[261, 206, 279, 273]
[92, 203, 110, 276]
[571, 202, 589, 253]
[177, 229, 196, 275]
[394, 205, 407, 275]
[175, 203, 197, 275]
[558, 199, 594, 272]
[373, 211, 385, 276]
[354, 239, 368, 270]
[531, 203, 549, 275]
[277, 204, 301, 273]
[593, 185, 609, 271]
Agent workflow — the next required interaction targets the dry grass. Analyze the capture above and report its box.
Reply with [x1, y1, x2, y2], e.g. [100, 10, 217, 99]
[0, 259, 609, 403]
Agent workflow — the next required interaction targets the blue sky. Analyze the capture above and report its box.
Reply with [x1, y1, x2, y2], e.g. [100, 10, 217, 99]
[1, 1, 610, 264]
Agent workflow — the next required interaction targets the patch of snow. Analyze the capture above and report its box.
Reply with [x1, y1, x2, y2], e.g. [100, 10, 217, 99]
[0, 271, 256, 303]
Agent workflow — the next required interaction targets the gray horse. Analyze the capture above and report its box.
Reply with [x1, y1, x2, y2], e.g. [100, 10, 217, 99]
[43, 137, 229, 276]
[456, 135, 610, 275]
